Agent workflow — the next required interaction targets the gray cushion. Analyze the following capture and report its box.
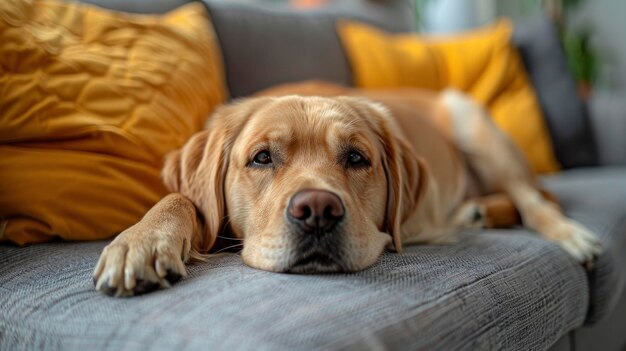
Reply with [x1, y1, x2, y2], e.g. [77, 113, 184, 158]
[3, 168, 625, 350]
[588, 93, 626, 166]
[0, 236, 587, 350]
[513, 16, 597, 168]
[542, 167, 626, 323]
[203, 0, 415, 98]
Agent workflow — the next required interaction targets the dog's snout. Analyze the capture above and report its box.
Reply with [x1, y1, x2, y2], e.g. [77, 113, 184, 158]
[288, 190, 345, 232]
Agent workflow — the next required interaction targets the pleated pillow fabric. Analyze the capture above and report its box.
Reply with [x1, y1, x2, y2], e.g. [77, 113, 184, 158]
[0, 0, 227, 244]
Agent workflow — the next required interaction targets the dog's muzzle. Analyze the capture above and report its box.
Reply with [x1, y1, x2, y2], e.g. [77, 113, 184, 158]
[287, 189, 345, 233]
[286, 189, 346, 272]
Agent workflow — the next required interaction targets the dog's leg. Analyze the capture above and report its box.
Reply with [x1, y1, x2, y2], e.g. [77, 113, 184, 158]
[464, 190, 560, 229]
[403, 196, 512, 245]
[93, 193, 202, 297]
[441, 90, 602, 263]
[449, 200, 487, 229]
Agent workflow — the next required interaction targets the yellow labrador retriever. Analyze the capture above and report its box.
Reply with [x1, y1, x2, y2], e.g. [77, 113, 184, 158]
[94, 82, 601, 296]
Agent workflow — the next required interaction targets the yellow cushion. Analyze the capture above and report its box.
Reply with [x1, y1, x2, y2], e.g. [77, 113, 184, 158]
[0, 0, 227, 245]
[338, 20, 560, 174]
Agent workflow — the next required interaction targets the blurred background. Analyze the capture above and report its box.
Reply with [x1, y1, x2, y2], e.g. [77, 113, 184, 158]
[200, 0, 623, 97]
[416, 0, 623, 97]
[71, 0, 626, 165]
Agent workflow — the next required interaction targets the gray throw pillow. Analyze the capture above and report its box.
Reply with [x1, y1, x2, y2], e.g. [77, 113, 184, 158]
[513, 16, 597, 168]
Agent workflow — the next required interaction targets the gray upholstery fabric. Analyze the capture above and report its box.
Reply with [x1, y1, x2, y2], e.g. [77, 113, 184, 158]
[513, 16, 597, 168]
[573, 289, 626, 351]
[203, 1, 415, 98]
[0, 234, 587, 350]
[3, 170, 626, 350]
[205, 2, 351, 99]
[2, 164, 620, 342]
[542, 167, 626, 324]
[588, 93, 626, 166]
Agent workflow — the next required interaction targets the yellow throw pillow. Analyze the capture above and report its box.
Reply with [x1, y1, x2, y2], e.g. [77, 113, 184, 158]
[338, 20, 560, 174]
[0, 0, 227, 245]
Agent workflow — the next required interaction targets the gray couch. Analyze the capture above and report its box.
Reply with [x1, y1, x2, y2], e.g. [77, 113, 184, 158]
[1, 1, 625, 350]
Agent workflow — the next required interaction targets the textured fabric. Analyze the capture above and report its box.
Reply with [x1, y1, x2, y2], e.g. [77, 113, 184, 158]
[1, 172, 623, 349]
[587, 93, 626, 166]
[1, 234, 587, 350]
[203, 0, 415, 99]
[338, 20, 560, 174]
[542, 167, 626, 324]
[0, 0, 227, 244]
[513, 16, 597, 169]
[573, 290, 626, 351]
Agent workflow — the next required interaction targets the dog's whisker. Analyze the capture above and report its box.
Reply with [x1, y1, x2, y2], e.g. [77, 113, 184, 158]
[212, 243, 244, 254]
[216, 235, 243, 241]
[219, 216, 233, 237]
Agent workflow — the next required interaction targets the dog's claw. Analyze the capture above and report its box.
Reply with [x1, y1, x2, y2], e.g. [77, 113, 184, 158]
[101, 281, 119, 297]
[93, 235, 188, 297]
[584, 259, 596, 271]
[550, 219, 603, 265]
[165, 270, 183, 284]
[133, 279, 161, 295]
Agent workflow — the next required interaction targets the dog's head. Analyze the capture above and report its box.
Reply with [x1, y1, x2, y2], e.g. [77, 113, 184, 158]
[163, 96, 428, 273]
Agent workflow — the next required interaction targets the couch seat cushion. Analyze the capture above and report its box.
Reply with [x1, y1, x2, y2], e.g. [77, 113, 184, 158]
[542, 167, 626, 323]
[0, 235, 588, 349]
[2, 168, 625, 350]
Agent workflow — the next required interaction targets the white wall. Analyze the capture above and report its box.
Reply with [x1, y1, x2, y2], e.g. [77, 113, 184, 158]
[420, 0, 496, 33]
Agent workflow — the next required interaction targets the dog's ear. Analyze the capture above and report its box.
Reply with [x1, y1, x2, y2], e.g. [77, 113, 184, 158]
[382, 133, 430, 253]
[340, 97, 429, 253]
[161, 98, 271, 251]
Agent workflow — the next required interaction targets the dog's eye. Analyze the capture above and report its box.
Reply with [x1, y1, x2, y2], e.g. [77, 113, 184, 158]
[347, 150, 368, 168]
[251, 150, 272, 166]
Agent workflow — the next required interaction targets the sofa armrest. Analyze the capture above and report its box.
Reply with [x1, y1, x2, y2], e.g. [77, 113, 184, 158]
[588, 92, 626, 166]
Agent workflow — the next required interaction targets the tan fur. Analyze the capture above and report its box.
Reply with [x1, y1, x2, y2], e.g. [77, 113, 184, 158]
[94, 81, 602, 296]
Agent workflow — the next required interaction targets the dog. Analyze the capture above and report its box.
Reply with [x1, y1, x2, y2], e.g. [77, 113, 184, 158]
[93, 81, 602, 297]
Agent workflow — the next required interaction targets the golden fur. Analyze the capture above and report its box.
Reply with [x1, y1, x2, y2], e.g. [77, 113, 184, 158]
[94, 81, 601, 297]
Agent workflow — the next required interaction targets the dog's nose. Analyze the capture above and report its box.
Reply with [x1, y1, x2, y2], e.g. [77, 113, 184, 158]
[288, 190, 345, 232]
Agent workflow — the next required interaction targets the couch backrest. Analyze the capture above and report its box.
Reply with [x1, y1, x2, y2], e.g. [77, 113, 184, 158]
[204, 0, 416, 98]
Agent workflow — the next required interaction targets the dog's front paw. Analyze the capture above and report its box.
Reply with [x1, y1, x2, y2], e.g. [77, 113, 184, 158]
[93, 228, 188, 297]
[545, 219, 603, 265]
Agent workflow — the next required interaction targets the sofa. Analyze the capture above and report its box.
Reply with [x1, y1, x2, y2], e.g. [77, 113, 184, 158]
[1, 1, 625, 350]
